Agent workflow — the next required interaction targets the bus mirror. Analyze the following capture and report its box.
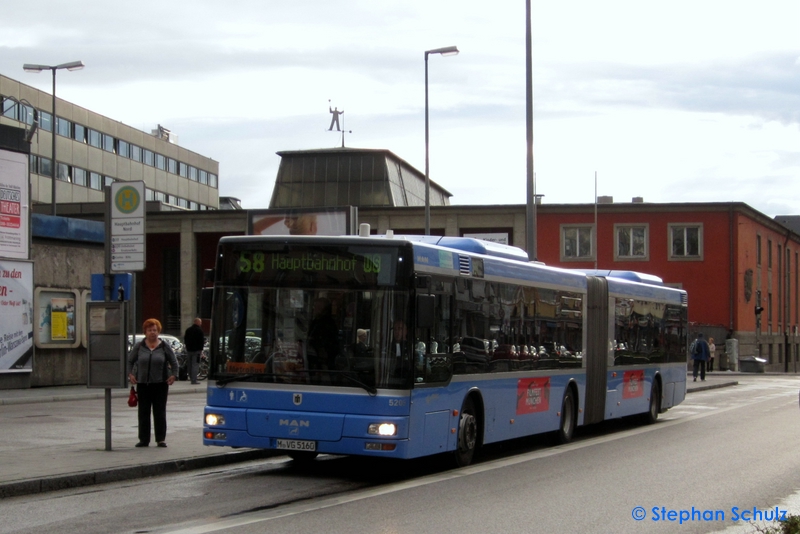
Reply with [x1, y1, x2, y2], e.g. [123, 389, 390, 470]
[416, 294, 435, 328]
[200, 288, 214, 319]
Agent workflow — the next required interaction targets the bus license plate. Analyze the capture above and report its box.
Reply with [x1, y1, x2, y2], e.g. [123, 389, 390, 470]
[276, 439, 316, 452]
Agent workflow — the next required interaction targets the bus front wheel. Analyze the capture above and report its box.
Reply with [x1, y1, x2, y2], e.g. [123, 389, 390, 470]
[454, 397, 478, 467]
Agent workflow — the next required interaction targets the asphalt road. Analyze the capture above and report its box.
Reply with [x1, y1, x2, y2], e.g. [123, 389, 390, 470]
[2, 375, 799, 534]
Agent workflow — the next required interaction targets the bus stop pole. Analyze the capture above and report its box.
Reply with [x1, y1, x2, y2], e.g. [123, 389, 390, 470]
[103, 187, 112, 451]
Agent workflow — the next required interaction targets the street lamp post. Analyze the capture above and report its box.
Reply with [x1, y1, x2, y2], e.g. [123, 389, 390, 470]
[23, 60, 84, 216]
[424, 46, 458, 236]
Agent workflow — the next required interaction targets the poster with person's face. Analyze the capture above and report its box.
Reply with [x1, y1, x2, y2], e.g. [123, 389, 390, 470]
[249, 209, 349, 236]
[0, 150, 30, 260]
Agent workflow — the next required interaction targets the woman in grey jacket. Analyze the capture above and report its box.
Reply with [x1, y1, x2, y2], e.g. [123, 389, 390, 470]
[127, 318, 178, 448]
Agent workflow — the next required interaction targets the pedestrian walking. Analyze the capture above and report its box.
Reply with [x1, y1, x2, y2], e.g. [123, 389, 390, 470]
[707, 337, 716, 372]
[127, 318, 178, 448]
[183, 317, 205, 385]
[690, 332, 710, 382]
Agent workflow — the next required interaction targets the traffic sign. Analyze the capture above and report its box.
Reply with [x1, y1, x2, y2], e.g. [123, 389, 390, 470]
[107, 181, 146, 273]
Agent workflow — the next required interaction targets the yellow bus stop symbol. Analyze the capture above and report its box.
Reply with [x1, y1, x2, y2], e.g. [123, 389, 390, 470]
[115, 186, 140, 214]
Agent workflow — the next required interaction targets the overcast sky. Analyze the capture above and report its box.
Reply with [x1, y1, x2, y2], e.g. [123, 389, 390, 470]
[3, 0, 800, 215]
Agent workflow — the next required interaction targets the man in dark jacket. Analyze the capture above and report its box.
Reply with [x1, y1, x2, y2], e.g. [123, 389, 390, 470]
[183, 318, 205, 385]
[690, 332, 710, 382]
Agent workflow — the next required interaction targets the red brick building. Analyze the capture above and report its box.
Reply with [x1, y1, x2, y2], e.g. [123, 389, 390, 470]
[531, 201, 800, 371]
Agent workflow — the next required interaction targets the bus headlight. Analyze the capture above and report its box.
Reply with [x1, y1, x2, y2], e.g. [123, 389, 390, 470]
[205, 413, 225, 426]
[368, 423, 397, 436]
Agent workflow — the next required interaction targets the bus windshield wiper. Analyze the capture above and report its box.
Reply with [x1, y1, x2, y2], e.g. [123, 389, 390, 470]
[215, 374, 256, 387]
[329, 371, 378, 396]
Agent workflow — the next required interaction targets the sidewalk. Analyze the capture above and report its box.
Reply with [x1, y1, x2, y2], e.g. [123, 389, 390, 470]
[0, 373, 745, 499]
[0, 380, 276, 499]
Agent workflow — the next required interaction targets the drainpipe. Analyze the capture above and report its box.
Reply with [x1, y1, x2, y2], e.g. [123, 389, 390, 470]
[783, 230, 790, 373]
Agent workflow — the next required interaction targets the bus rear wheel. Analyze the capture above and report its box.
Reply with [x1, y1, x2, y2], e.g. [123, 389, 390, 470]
[454, 397, 478, 467]
[641, 380, 661, 425]
[557, 388, 576, 444]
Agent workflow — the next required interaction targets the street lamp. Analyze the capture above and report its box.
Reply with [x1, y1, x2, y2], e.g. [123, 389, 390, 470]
[424, 46, 458, 236]
[23, 60, 84, 216]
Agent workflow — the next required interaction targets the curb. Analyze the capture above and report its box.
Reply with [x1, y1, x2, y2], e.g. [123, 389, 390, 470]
[0, 449, 279, 500]
[687, 381, 738, 393]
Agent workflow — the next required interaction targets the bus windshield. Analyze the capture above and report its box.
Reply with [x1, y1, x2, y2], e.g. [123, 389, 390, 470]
[209, 241, 415, 390]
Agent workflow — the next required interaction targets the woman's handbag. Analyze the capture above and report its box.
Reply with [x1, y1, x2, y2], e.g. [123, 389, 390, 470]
[128, 386, 138, 407]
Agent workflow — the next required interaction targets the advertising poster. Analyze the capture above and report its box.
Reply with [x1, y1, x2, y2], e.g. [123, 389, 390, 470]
[249, 209, 348, 236]
[36, 289, 79, 347]
[516, 376, 551, 414]
[0, 150, 29, 259]
[622, 370, 645, 399]
[50, 298, 75, 341]
[0, 260, 34, 372]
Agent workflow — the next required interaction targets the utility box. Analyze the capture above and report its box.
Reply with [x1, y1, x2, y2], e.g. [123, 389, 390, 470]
[725, 338, 739, 372]
[739, 355, 766, 373]
[86, 301, 128, 388]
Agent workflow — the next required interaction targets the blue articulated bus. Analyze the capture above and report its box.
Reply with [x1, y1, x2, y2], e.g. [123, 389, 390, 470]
[202, 233, 688, 466]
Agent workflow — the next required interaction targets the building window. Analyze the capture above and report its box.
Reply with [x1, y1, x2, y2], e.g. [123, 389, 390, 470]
[155, 153, 166, 170]
[57, 162, 70, 182]
[756, 235, 762, 266]
[143, 149, 154, 166]
[73, 167, 87, 187]
[154, 191, 166, 203]
[189, 201, 198, 210]
[768, 240, 773, 269]
[178, 162, 188, 178]
[102, 134, 115, 153]
[189, 166, 197, 182]
[669, 224, 702, 260]
[104, 176, 115, 187]
[117, 140, 129, 158]
[130, 145, 142, 162]
[89, 172, 102, 190]
[88, 129, 102, 148]
[21, 103, 35, 126]
[39, 157, 52, 177]
[167, 158, 177, 174]
[56, 117, 71, 137]
[615, 225, 648, 260]
[145, 188, 154, 201]
[39, 111, 52, 132]
[768, 292, 773, 323]
[561, 225, 594, 261]
[73, 123, 86, 143]
[198, 170, 208, 185]
[209, 173, 218, 188]
[1, 97, 16, 119]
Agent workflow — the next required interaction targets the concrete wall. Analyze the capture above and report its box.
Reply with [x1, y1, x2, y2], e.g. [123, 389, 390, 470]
[0, 241, 103, 389]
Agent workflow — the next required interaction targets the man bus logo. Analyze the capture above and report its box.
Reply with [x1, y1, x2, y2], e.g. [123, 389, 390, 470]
[293, 393, 302, 405]
[280, 419, 310, 428]
[115, 186, 140, 214]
